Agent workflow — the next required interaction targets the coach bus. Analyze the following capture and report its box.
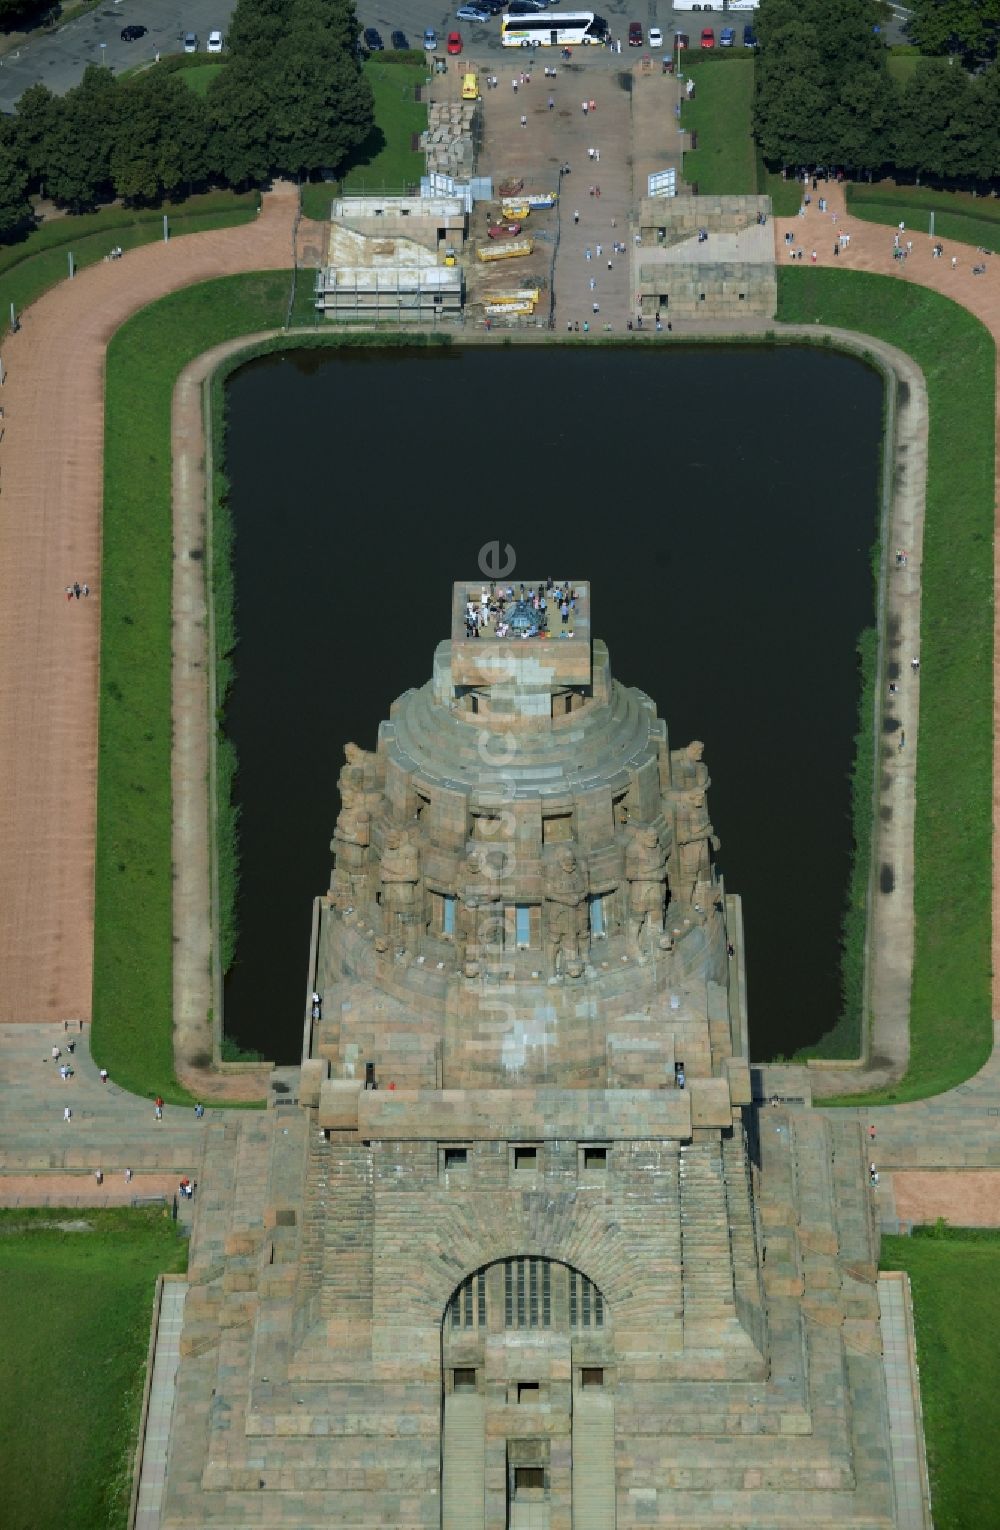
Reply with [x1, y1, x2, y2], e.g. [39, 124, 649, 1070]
[500, 10, 609, 46]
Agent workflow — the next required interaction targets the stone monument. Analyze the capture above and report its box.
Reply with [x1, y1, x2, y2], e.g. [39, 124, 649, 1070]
[159, 581, 922, 1529]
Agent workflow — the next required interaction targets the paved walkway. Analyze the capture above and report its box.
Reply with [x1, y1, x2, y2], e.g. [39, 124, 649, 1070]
[0, 181, 299, 1028]
[0, 1020, 217, 1172]
[775, 177, 1000, 1041]
[878, 1272, 933, 1528]
[135, 1279, 188, 1530]
[747, 180, 1000, 1212]
[171, 328, 291, 1085]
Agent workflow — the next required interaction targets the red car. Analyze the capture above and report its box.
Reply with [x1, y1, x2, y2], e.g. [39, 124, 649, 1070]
[700, 26, 715, 47]
[447, 29, 463, 54]
[628, 20, 643, 46]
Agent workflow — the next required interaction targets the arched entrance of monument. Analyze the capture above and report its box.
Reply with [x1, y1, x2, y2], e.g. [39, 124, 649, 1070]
[441, 1257, 616, 1530]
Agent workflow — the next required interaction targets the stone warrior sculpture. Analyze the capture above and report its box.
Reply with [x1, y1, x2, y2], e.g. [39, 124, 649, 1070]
[671, 738, 709, 791]
[330, 766, 371, 910]
[330, 742, 385, 910]
[454, 850, 502, 978]
[625, 824, 669, 956]
[674, 789, 720, 906]
[544, 847, 588, 979]
[377, 827, 422, 954]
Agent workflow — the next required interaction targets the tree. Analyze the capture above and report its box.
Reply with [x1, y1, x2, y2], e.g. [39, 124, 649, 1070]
[209, 0, 373, 181]
[907, 0, 1000, 65]
[12, 82, 61, 191]
[893, 58, 974, 178]
[112, 73, 208, 203]
[0, 125, 32, 240]
[44, 66, 125, 209]
[754, 0, 894, 171]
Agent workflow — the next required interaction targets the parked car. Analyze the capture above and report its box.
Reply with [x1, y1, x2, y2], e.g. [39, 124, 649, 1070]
[183, 31, 198, 52]
[447, 29, 463, 53]
[207, 29, 223, 52]
[719, 26, 734, 46]
[648, 25, 663, 47]
[743, 23, 757, 46]
[700, 26, 715, 47]
[673, 30, 688, 49]
[391, 29, 409, 47]
[457, 3, 490, 19]
[423, 27, 437, 48]
[120, 23, 147, 40]
[628, 20, 643, 46]
[363, 27, 384, 50]
[508, 0, 546, 12]
[478, 0, 506, 11]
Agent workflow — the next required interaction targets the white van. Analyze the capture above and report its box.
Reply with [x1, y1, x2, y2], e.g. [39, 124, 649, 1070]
[207, 30, 224, 53]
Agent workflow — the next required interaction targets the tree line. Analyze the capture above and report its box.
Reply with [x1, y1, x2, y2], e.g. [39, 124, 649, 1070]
[753, 0, 1000, 184]
[0, 0, 373, 240]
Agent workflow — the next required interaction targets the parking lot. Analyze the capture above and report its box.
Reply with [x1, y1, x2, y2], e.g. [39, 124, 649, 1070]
[354, 2, 907, 57]
[0, 0, 237, 111]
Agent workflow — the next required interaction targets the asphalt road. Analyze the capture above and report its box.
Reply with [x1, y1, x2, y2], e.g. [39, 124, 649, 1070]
[0, 0, 237, 111]
[0, 0, 909, 111]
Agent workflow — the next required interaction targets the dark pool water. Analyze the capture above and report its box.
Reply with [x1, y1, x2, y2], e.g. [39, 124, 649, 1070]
[221, 345, 881, 1062]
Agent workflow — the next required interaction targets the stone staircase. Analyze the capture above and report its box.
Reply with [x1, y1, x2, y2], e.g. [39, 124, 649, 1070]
[442, 1391, 486, 1530]
[572, 1391, 615, 1529]
[321, 1139, 373, 1321]
[679, 1142, 735, 1317]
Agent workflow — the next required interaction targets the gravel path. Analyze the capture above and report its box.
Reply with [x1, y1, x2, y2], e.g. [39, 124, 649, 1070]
[0, 183, 298, 1026]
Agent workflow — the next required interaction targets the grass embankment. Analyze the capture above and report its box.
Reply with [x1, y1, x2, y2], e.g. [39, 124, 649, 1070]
[0, 1207, 187, 1530]
[300, 57, 427, 217]
[778, 270, 994, 1101]
[847, 181, 1000, 253]
[682, 56, 757, 195]
[0, 190, 259, 339]
[93, 272, 297, 1103]
[882, 1227, 1000, 1529]
[678, 53, 800, 213]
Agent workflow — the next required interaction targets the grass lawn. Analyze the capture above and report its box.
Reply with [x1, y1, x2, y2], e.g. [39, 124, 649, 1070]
[0, 191, 259, 339]
[681, 58, 757, 195]
[887, 50, 922, 87]
[847, 181, 1000, 253]
[0, 1206, 187, 1530]
[778, 270, 994, 1101]
[881, 1228, 1000, 1529]
[94, 272, 296, 1103]
[757, 156, 802, 216]
[300, 57, 427, 217]
[180, 63, 225, 96]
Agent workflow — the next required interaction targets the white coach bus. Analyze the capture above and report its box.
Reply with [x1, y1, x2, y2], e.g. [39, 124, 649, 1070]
[500, 10, 609, 46]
